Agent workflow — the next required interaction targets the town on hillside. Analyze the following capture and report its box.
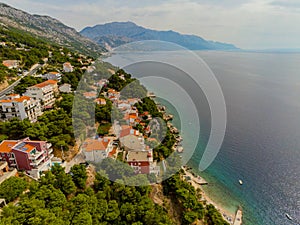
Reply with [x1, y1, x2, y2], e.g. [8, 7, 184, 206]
[0, 6, 239, 225]
[0, 46, 183, 184]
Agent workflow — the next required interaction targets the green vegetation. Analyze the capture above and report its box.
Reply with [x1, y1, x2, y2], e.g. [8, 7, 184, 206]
[206, 204, 230, 225]
[135, 97, 163, 118]
[0, 109, 74, 151]
[95, 100, 112, 123]
[106, 69, 133, 91]
[14, 76, 44, 94]
[0, 165, 229, 225]
[0, 177, 27, 202]
[0, 25, 95, 84]
[0, 64, 9, 83]
[70, 164, 88, 189]
[60, 69, 83, 89]
[163, 170, 229, 225]
[0, 165, 172, 225]
[97, 123, 112, 136]
[0, 25, 231, 225]
[0, 26, 49, 71]
[106, 69, 147, 99]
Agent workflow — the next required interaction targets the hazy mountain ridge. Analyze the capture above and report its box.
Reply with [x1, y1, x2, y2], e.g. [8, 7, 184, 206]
[81, 22, 239, 50]
[0, 3, 105, 57]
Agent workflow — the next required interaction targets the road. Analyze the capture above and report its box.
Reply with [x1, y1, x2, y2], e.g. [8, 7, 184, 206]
[0, 78, 22, 99]
[0, 63, 42, 99]
[64, 151, 86, 173]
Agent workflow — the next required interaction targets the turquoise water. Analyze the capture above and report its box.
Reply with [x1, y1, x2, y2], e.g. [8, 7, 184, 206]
[157, 97, 241, 217]
[105, 51, 300, 225]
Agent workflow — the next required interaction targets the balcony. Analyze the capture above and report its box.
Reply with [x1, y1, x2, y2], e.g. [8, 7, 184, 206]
[47, 148, 53, 154]
[47, 143, 52, 149]
[30, 155, 45, 167]
[37, 158, 52, 170]
[29, 151, 43, 160]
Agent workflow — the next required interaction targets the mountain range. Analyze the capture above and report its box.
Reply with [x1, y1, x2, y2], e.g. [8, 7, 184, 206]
[0, 3, 105, 57]
[80, 22, 239, 51]
[0, 2, 238, 57]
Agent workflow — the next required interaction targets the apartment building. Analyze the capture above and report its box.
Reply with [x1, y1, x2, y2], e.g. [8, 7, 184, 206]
[0, 94, 42, 122]
[24, 80, 58, 109]
[0, 138, 53, 178]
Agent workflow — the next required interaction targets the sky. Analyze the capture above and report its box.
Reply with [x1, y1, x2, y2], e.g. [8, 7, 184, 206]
[1, 0, 300, 49]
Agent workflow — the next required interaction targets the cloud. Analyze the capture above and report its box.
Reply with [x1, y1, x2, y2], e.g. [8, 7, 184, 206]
[1, 0, 300, 49]
[270, 0, 300, 8]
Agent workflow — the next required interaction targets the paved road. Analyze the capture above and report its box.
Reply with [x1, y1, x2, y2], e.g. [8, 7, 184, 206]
[0, 78, 22, 98]
[64, 151, 86, 173]
[0, 64, 42, 99]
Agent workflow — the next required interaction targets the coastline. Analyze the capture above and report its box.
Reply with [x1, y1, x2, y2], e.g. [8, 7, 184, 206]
[154, 97, 242, 224]
[182, 166, 242, 225]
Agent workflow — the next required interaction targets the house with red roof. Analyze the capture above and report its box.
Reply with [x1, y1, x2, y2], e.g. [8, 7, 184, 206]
[118, 126, 146, 152]
[107, 89, 120, 100]
[83, 91, 97, 99]
[2, 60, 19, 69]
[126, 150, 154, 174]
[63, 62, 73, 72]
[117, 100, 131, 110]
[82, 138, 113, 163]
[94, 98, 106, 105]
[94, 79, 109, 87]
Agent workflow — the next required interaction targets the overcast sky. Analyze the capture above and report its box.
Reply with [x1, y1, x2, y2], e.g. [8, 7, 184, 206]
[2, 0, 300, 49]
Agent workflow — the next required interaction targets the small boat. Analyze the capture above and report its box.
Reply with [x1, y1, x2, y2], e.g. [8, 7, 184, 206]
[285, 213, 293, 221]
[239, 179, 243, 185]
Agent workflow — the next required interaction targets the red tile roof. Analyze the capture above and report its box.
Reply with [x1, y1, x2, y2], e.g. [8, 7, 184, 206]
[0, 96, 31, 103]
[34, 80, 58, 88]
[108, 147, 117, 158]
[83, 139, 110, 152]
[0, 140, 18, 153]
[119, 126, 139, 138]
[83, 92, 97, 98]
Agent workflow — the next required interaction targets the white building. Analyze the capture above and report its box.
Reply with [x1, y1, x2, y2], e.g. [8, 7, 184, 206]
[0, 94, 42, 122]
[24, 80, 58, 109]
[82, 138, 113, 163]
[63, 62, 73, 73]
[42, 72, 62, 82]
[59, 83, 72, 93]
[94, 98, 106, 105]
[2, 60, 19, 69]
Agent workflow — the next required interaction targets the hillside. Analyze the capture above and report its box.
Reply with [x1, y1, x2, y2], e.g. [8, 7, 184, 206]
[0, 5, 232, 224]
[0, 24, 96, 87]
[81, 21, 239, 51]
[0, 3, 105, 57]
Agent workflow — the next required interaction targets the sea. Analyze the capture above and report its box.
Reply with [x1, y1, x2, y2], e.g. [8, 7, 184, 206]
[104, 50, 300, 225]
